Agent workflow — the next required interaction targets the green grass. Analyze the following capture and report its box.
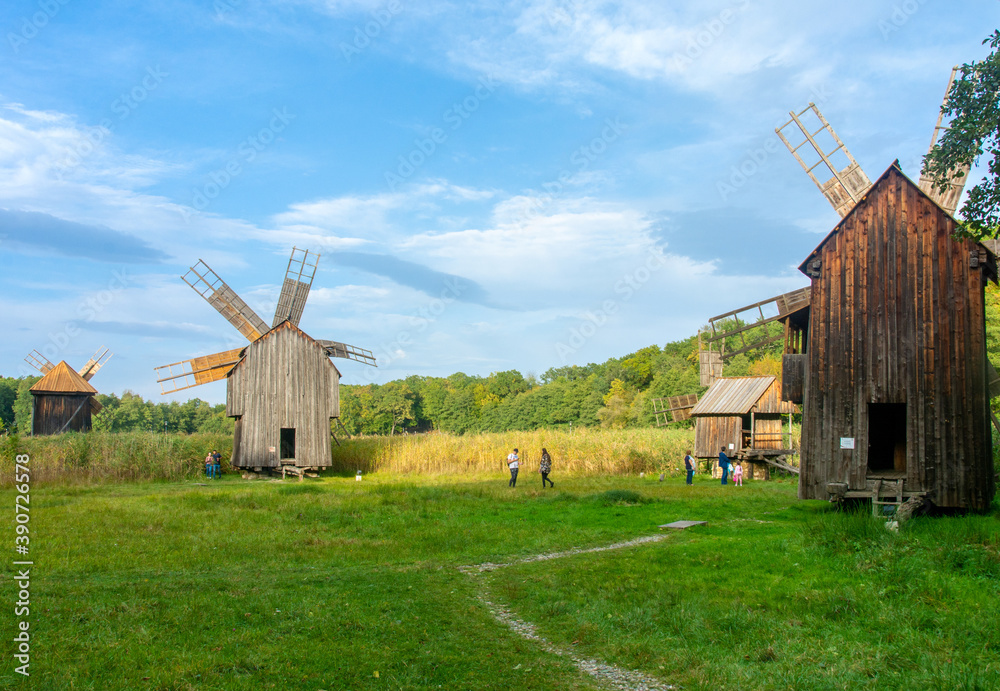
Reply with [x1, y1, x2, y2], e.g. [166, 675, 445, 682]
[1, 473, 998, 690]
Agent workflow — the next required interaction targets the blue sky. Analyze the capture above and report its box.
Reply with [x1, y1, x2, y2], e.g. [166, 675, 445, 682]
[1, 0, 998, 405]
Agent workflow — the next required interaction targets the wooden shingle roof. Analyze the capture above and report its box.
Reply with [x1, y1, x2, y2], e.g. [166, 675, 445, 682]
[690, 376, 775, 416]
[29, 361, 97, 394]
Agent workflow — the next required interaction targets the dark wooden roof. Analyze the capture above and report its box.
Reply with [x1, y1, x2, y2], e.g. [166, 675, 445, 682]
[798, 160, 996, 277]
[30, 361, 97, 394]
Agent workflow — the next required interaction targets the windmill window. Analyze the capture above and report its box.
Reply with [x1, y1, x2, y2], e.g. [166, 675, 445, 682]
[280, 428, 296, 460]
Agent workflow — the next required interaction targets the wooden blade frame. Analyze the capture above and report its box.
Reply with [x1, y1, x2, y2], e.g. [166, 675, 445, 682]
[918, 66, 971, 216]
[317, 340, 377, 367]
[182, 260, 270, 342]
[776, 103, 872, 218]
[155, 348, 244, 395]
[273, 247, 319, 328]
[24, 350, 54, 375]
[79, 346, 113, 381]
[705, 287, 811, 360]
[652, 394, 699, 427]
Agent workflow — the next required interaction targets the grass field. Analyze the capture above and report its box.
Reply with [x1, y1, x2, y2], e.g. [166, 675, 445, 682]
[1, 466, 998, 690]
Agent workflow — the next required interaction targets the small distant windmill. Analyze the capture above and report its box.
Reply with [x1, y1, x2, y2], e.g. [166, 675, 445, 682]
[155, 247, 376, 473]
[24, 347, 112, 435]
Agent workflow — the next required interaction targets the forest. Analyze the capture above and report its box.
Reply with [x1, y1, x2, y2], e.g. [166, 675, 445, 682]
[3, 281, 1000, 438]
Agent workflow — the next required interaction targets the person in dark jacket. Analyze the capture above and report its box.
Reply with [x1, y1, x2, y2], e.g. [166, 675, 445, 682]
[539, 448, 554, 488]
[684, 450, 695, 485]
[719, 447, 732, 485]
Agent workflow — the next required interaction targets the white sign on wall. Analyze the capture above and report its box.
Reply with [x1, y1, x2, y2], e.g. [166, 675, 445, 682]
[840, 437, 855, 450]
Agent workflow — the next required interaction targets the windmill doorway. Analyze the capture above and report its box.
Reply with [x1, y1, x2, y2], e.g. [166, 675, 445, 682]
[280, 428, 296, 461]
[867, 403, 906, 477]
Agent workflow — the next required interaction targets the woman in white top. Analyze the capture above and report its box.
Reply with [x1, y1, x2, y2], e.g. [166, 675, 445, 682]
[506, 448, 519, 487]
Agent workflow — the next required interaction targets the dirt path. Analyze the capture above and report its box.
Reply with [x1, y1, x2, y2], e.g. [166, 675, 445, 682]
[461, 534, 676, 691]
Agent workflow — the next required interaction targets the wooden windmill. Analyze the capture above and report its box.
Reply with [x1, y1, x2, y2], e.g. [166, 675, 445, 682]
[155, 247, 376, 472]
[771, 68, 996, 511]
[24, 347, 112, 435]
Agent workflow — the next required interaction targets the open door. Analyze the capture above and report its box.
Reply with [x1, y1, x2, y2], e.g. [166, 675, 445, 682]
[280, 427, 296, 461]
[867, 403, 906, 476]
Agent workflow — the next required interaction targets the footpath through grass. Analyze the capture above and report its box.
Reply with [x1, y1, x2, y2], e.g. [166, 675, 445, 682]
[1, 472, 998, 690]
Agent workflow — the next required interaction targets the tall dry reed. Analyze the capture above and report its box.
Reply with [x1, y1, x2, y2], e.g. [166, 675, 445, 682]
[0, 431, 232, 486]
[330, 427, 695, 476]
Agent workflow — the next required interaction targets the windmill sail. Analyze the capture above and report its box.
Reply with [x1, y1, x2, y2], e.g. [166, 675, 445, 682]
[317, 340, 378, 367]
[272, 247, 319, 328]
[776, 103, 872, 218]
[24, 350, 54, 375]
[182, 261, 270, 342]
[705, 287, 811, 360]
[918, 66, 971, 216]
[79, 346, 113, 381]
[155, 348, 245, 395]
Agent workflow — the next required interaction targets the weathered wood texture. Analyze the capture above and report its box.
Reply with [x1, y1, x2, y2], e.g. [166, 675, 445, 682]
[227, 321, 340, 468]
[782, 354, 806, 404]
[693, 377, 794, 462]
[31, 394, 92, 435]
[798, 163, 996, 510]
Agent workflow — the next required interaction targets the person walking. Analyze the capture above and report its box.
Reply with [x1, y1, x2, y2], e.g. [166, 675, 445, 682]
[732, 461, 744, 487]
[719, 447, 732, 485]
[211, 449, 222, 479]
[205, 451, 215, 480]
[684, 450, 695, 485]
[506, 448, 520, 487]
[539, 448, 554, 488]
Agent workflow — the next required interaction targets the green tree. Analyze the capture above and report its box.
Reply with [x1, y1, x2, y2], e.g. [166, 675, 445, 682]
[922, 30, 1000, 238]
[13, 378, 38, 434]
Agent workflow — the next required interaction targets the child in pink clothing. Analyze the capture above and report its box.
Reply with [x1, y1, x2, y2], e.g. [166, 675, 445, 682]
[732, 462, 744, 486]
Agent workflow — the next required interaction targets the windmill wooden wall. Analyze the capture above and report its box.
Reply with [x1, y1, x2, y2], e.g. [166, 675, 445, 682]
[796, 162, 996, 510]
[226, 321, 341, 469]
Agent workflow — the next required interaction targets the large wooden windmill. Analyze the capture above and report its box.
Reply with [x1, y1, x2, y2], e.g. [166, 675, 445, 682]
[24, 347, 112, 435]
[769, 68, 996, 511]
[155, 247, 376, 472]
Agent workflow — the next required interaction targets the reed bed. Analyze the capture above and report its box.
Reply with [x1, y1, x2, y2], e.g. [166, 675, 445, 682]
[330, 427, 695, 476]
[0, 431, 232, 486]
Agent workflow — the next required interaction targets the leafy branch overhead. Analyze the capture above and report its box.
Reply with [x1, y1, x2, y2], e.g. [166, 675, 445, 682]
[922, 30, 1000, 238]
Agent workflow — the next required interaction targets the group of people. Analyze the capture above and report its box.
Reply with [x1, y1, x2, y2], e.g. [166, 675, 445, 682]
[682, 448, 745, 486]
[204, 449, 222, 479]
[505, 448, 555, 488]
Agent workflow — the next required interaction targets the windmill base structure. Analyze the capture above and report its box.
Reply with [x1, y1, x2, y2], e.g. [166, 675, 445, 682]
[155, 247, 376, 473]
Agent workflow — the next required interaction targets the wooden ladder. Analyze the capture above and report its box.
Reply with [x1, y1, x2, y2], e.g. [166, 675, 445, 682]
[871, 479, 905, 517]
